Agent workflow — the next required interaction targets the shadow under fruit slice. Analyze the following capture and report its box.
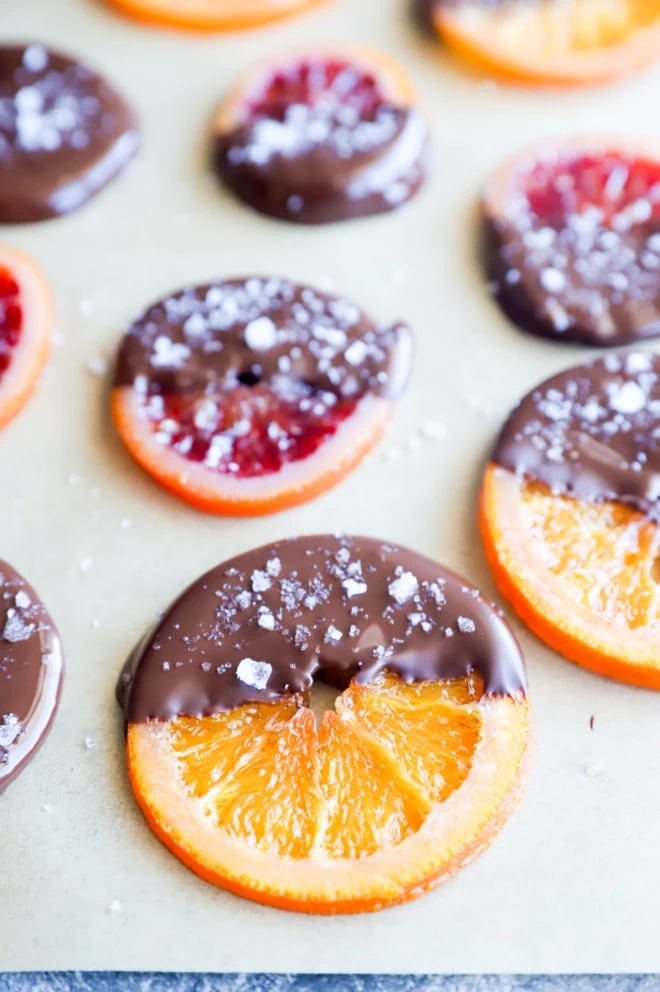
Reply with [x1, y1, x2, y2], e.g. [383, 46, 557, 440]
[0, 561, 63, 793]
[430, 0, 660, 86]
[119, 535, 530, 914]
[483, 136, 660, 346]
[0, 244, 52, 430]
[111, 277, 412, 515]
[481, 350, 660, 688]
[213, 46, 428, 224]
[101, 0, 328, 31]
[0, 44, 138, 223]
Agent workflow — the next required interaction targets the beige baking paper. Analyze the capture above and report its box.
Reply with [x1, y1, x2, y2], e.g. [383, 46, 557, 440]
[3, 0, 660, 974]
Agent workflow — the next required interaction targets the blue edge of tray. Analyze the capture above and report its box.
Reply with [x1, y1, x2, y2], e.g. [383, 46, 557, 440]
[0, 975, 656, 990]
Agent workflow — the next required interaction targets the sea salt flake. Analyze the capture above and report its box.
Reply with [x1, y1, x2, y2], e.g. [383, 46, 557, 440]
[342, 577, 367, 599]
[236, 658, 272, 690]
[258, 612, 275, 631]
[457, 616, 476, 634]
[344, 340, 368, 366]
[324, 624, 343, 644]
[251, 569, 271, 593]
[388, 571, 418, 605]
[266, 557, 282, 577]
[14, 590, 31, 609]
[151, 336, 191, 368]
[3, 609, 35, 642]
[236, 590, 252, 610]
[608, 381, 646, 415]
[244, 316, 278, 351]
[540, 267, 566, 294]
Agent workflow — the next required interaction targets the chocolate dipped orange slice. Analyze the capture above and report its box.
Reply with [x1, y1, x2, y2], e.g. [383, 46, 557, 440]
[0, 44, 138, 223]
[119, 535, 530, 914]
[481, 351, 660, 688]
[0, 561, 63, 794]
[429, 0, 660, 87]
[213, 46, 427, 225]
[484, 137, 660, 347]
[111, 278, 411, 515]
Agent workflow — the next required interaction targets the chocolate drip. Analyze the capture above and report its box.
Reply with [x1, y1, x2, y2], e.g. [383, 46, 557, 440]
[214, 104, 427, 225]
[0, 43, 138, 223]
[113, 277, 412, 402]
[118, 535, 526, 723]
[0, 561, 63, 793]
[493, 351, 660, 518]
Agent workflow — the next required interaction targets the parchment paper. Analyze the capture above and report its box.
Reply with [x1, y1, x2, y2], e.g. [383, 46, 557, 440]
[4, 0, 660, 973]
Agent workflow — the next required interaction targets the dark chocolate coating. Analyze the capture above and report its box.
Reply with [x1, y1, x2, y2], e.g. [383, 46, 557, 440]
[117, 535, 526, 723]
[0, 43, 138, 223]
[113, 277, 412, 403]
[0, 561, 63, 793]
[214, 99, 427, 225]
[493, 351, 660, 519]
[484, 172, 660, 348]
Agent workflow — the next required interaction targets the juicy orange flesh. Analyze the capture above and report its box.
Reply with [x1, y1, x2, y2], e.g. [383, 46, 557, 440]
[167, 672, 485, 861]
[455, 0, 660, 53]
[519, 479, 660, 629]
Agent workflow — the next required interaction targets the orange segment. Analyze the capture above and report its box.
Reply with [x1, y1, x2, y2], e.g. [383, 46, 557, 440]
[433, 0, 660, 86]
[480, 463, 660, 687]
[126, 673, 531, 914]
[317, 711, 430, 859]
[338, 672, 483, 803]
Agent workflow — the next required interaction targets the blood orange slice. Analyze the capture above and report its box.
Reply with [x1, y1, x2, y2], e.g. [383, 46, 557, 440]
[481, 351, 660, 688]
[0, 245, 52, 431]
[111, 278, 411, 515]
[484, 136, 660, 346]
[431, 0, 660, 86]
[119, 535, 531, 913]
[102, 0, 327, 31]
[213, 46, 427, 224]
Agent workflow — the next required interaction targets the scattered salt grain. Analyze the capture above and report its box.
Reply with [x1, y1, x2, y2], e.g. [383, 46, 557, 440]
[79, 557, 93, 572]
[236, 658, 272, 690]
[109, 900, 121, 913]
[84, 736, 97, 750]
[78, 298, 96, 316]
[583, 761, 606, 778]
[421, 421, 447, 440]
[608, 380, 646, 415]
[14, 590, 30, 609]
[457, 616, 476, 634]
[120, 517, 132, 529]
[388, 571, 418, 605]
[86, 354, 108, 376]
[244, 316, 278, 351]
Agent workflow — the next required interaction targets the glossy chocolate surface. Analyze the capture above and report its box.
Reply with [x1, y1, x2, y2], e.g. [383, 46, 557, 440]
[214, 58, 427, 225]
[114, 277, 412, 402]
[484, 150, 660, 347]
[0, 43, 138, 223]
[493, 351, 660, 518]
[118, 535, 526, 722]
[0, 561, 63, 793]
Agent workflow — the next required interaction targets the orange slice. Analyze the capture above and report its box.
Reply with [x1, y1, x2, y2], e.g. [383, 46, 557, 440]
[0, 245, 52, 432]
[432, 0, 660, 86]
[480, 463, 660, 688]
[127, 671, 531, 914]
[102, 0, 328, 31]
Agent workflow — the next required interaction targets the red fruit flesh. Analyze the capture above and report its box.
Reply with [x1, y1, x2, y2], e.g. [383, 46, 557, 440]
[249, 59, 388, 121]
[520, 152, 660, 228]
[0, 268, 22, 377]
[139, 381, 358, 479]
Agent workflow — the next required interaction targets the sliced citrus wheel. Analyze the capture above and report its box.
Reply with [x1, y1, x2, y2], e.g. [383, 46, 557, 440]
[111, 278, 412, 515]
[0, 244, 52, 431]
[213, 46, 428, 224]
[0, 560, 63, 793]
[481, 350, 660, 688]
[483, 136, 660, 346]
[101, 0, 327, 31]
[0, 44, 138, 223]
[431, 0, 660, 86]
[119, 535, 530, 913]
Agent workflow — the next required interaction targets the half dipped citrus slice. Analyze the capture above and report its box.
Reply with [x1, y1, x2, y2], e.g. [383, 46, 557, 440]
[102, 0, 327, 31]
[111, 278, 411, 515]
[481, 351, 660, 688]
[119, 535, 531, 913]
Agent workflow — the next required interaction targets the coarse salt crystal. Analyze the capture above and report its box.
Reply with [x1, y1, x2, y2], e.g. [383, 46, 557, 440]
[608, 381, 646, 415]
[251, 570, 271, 593]
[14, 590, 31, 609]
[258, 612, 275, 631]
[388, 571, 418, 605]
[344, 340, 368, 366]
[236, 658, 272, 690]
[324, 625, 343, 644]
[457, 616, 476, 634]
[244, 316, 278, 351]
[342, 577, 367, 599]
[540, 267, 566, 294]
